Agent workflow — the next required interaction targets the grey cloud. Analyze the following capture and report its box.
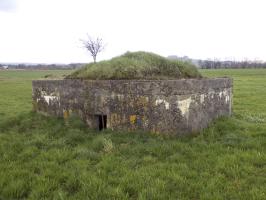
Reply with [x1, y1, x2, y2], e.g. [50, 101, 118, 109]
[0, 0, 16, 12]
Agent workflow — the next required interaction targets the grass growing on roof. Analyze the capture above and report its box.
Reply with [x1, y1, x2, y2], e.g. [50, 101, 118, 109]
[67, 51, 202, 80]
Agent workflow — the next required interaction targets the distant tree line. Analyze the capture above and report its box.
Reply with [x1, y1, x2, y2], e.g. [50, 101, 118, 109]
[197, 60, 266, 69]
[167, 55, 266, 69]
[0, 63, 85, 70]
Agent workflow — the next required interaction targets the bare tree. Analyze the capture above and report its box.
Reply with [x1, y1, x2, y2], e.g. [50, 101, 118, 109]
[81, 35, 104, 63]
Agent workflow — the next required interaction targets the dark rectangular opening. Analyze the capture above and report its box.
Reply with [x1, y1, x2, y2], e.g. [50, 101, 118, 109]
[97, 115, 107, 131]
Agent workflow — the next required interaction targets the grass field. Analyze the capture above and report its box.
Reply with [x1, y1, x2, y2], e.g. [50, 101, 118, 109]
[0, 69, 265, 199]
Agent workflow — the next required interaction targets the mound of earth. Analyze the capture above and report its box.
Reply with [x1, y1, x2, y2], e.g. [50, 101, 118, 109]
[66, 51, 202, 80]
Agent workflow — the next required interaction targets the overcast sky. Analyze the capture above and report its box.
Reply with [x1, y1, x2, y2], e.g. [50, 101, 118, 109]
[1, 0, 266, 63]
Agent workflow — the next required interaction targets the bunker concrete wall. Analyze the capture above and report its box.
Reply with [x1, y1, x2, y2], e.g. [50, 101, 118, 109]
[32, 78, 233, 135]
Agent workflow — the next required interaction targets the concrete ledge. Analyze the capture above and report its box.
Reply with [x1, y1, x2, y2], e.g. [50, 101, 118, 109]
[32, 78, 233, 135]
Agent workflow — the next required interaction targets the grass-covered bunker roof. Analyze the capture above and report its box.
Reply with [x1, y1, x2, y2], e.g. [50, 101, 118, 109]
[67, 51, 202, 80]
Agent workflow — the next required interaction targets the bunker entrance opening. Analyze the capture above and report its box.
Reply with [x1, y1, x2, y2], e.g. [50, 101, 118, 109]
[96, 115, 107, 131]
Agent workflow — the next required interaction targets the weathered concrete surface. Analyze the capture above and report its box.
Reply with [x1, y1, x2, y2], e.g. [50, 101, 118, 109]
[32, 78, 233, 135]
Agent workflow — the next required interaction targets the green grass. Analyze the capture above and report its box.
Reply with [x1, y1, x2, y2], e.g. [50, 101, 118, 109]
[0, 69, 266, 199]
[67, 51, 202, 80]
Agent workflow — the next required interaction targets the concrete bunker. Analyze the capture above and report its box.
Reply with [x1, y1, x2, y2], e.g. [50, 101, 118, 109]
[32, 78, 233, 135]
[32, 51, 233, 135]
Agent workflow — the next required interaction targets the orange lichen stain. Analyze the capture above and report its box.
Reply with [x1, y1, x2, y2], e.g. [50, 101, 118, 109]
[130, 115, 137, 125]
[63, 110, 69, 119]
[111, 113, 121, 126]
[136, 96, 149, 112]
[136, 96, 148, 106]
[110, 113, 116, 125]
